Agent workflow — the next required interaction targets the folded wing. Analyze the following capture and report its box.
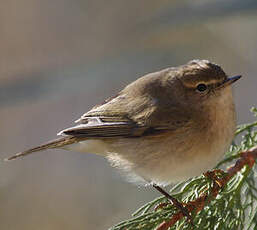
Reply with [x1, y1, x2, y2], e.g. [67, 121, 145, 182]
[58, 116, 147, 138]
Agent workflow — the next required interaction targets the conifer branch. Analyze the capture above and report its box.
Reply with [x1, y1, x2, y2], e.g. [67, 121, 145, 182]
[156, 148, 257, 230]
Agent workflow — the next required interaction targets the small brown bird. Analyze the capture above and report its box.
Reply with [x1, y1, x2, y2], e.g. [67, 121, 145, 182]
[6, 60, 241, 220]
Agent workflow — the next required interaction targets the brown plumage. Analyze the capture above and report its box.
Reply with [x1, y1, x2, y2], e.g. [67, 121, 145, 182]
[6, 60, 241, 187]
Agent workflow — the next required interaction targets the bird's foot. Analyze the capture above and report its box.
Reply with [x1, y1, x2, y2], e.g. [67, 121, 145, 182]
[153, 184, 193, 225]
[167, 196, 193, 225]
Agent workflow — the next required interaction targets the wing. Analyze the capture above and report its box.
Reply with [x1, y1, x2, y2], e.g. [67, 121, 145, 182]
[58, 113, 189, 139]
[58, 116, 147, 138]
[59, 91, 148, 138]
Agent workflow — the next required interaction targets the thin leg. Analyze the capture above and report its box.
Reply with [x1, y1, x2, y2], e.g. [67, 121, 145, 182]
[153, 184, 193, 224]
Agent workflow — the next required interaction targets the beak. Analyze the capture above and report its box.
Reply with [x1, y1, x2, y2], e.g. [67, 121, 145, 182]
[222, 75, 241, 88]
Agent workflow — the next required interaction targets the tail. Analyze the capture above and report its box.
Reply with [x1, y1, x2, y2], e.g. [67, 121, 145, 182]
[5, 136, 78, 161]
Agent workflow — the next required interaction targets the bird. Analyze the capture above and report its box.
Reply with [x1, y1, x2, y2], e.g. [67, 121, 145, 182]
[5, 59, 241, 221]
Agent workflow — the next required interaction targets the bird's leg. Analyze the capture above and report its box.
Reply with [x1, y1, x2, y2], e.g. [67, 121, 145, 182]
[153, 184, 193, 224]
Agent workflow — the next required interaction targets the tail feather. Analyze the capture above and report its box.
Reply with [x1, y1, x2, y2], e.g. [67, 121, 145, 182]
[5, 137, 78, 161]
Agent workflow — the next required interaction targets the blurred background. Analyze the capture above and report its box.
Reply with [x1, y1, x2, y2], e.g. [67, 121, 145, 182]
[0, 0, 257, 229]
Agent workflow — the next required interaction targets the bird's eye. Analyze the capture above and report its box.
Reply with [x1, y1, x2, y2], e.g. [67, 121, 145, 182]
[196, 83, 207, 92]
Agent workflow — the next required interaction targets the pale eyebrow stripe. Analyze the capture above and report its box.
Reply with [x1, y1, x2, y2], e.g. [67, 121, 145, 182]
[183, 78, 224, 89]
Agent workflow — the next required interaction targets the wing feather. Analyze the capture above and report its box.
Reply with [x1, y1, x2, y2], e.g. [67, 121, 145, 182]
[59, 117, 146, 138]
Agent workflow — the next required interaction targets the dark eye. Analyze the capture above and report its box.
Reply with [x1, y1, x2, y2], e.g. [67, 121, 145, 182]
[196, 83, 207, 92]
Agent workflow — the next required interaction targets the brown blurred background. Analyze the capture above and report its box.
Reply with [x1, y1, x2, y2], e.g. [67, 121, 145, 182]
[0, 1, 257, 229]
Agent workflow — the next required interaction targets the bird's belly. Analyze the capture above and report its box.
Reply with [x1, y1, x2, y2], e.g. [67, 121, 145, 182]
[106, 141, 218, 185]
[106, 123, 234, 186]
